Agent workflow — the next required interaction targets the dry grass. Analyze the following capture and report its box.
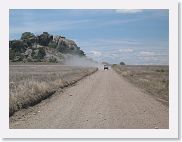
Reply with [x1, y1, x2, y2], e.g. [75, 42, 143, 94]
[9, 65, 98, 116]
[112, 65, 169, 104]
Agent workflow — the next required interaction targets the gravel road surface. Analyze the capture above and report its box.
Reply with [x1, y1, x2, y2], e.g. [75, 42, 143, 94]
[10, 69, 168, 129]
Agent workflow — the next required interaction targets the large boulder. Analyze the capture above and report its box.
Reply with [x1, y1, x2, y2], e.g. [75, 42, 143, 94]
[37, 32, 53, 46]
[53, 36, 77, 50]
[53, 36, 85, 56]
[24, 48, 33, 58]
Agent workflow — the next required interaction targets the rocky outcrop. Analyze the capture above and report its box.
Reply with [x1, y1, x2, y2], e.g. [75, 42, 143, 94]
[53, 36, 85, 56]
[37, 32, 53, 46]
[9, 32, 85, 62]
[53, 36, 77, 50]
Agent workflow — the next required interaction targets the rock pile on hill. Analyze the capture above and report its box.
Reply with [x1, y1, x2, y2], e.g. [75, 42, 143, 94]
[9, 32, 85, 62]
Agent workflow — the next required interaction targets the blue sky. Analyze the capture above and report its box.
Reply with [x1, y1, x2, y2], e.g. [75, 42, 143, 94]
[9, 9, 169, 65]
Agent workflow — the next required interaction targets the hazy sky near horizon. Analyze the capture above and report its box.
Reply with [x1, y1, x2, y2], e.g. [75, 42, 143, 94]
[9, 9, 169, 65]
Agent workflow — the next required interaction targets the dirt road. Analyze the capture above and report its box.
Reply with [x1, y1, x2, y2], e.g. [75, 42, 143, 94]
[10, 69, 168, 129]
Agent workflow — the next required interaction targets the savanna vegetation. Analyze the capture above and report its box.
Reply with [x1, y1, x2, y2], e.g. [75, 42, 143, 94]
[9, 65, 98, 116]
[112, 64, 169, 105]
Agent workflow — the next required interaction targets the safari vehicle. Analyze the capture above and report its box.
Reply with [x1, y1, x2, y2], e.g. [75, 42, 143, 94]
[104, 65, 109, 70]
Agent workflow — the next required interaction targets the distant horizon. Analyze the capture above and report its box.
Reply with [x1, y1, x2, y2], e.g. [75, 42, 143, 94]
[9, 9, 169, 65]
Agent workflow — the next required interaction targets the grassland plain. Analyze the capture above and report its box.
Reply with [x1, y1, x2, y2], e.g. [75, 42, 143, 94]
[112, 65, 169, 105]
[9, 64, 98, 116]
[10, 68, 168, 129]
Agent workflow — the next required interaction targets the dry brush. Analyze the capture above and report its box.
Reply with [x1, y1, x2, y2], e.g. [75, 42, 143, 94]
[9, 65, 98, 116]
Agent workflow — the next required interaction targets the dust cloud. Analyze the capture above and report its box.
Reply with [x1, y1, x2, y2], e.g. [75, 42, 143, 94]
[63, 54, 102, 68]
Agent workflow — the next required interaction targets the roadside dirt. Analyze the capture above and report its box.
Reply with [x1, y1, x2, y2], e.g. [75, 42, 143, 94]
[10, 69, 168, 129]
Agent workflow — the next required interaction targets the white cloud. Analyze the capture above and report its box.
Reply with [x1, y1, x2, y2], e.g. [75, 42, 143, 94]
[79, 39, 168, 65]
[111, 53, 120, 58]
[80, 39, 140, 50]
[139, 51, 155, 56]
[137, 51, 168, 65]
[90, 51, 102, 57]
[119, 48, 133, 53]
[115, 9, 143, 14]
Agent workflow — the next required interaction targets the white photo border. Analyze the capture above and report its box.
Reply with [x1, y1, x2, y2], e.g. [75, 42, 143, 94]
[0, 0, 178, 139]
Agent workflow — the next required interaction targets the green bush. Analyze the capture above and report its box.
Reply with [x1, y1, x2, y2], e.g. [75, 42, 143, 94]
[9, 40, 26, 53]
[57, 43, 68, 53]
[38, 48, 46, 59]
[120, 62, 126, 65]
[9, 40, 27, 61]
[9, 49, 15, 60]
[156, 69, 165, 72]
[21, 32, 36, 46]
[48, 56, 58, 63]
[21, 32, 35, 40]
[27, 57, 33, 62]
[32, 48, 46, 60]
[48, 41, 57, 48]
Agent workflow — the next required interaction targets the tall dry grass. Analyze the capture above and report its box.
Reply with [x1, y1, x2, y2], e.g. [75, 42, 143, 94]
[9, 65, 98, 116]
[112, 65, 169, 103]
